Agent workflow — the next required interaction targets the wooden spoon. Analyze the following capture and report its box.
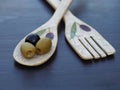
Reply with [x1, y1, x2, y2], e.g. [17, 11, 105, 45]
[47, 0, 116, 60]
[13, 0, 72, 66]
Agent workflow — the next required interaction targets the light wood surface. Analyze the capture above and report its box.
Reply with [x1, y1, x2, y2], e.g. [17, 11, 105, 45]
[13, 0, 72, 66]
[47, 0, 116, 60]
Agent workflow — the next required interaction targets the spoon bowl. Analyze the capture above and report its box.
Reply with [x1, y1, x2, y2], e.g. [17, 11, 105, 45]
[13, 24, 57, 66]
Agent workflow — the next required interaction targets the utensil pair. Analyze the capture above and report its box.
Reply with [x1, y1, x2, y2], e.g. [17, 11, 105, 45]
[13, 0, 115, 66]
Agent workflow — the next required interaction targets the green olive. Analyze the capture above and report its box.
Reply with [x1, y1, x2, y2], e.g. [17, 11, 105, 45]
[36, 37, 52, 55]
[21, 42, 36, 59]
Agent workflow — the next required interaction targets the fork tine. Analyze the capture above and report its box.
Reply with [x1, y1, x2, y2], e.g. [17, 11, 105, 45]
[79, 37, 100, 59]
[71, 37, 93, 60]
[91, 36, 116, 55]
[86, 36, 106, 58]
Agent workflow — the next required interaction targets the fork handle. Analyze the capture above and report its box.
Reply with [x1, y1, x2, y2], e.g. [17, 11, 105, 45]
[49, 0, 72, 25]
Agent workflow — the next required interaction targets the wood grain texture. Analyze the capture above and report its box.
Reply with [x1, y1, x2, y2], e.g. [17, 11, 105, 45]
[0, 0, 120, 90]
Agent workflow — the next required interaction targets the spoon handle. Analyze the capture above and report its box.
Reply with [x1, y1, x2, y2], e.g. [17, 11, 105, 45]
[49, 0, 72, 25]
[47, 0, 73, 22]
[47, 0, 66, 10]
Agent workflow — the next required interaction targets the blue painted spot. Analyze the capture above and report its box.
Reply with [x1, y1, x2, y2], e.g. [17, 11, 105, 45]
[46, 32, 54, 40]
[80, 25, 91, 32]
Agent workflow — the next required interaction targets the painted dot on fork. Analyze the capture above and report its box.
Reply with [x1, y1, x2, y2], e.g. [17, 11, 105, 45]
[80, 25, 91, 32]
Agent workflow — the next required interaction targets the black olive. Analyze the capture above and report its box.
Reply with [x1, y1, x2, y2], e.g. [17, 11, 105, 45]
[25, 34, 40, 46]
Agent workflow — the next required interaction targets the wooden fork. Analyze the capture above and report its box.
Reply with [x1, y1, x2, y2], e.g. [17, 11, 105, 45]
[47, 0, 116, 60]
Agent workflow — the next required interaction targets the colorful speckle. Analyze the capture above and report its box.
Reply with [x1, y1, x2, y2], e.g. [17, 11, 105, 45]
[71, 22, 77, 39]
[80, 25, 91, 32]
[36, 29, 47, 36]
[46, 32, 54, 40]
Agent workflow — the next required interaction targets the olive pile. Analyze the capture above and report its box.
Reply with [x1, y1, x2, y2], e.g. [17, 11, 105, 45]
[20, 34, 52, 59]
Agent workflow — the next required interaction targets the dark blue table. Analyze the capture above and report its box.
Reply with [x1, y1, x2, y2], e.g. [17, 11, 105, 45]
[0, 0, 120, 90]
